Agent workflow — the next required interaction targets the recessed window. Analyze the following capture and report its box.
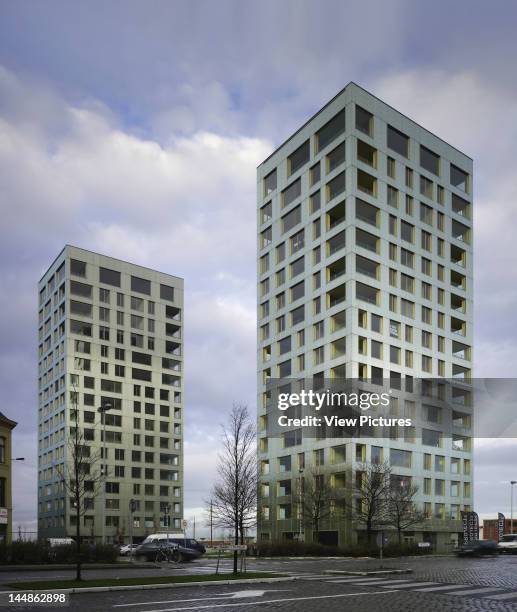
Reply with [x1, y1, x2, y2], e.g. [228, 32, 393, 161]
[70, 280, 92, 299]
[355, 106, 373, 136]
[99, 267, 121, 287]
[357, 170, 376, 197]
[357, 140, 377, 167]
[327, 170, 346, 201]
[310, 162, 321, 185]
[281, 205, 301, 234]
[387, 125, 409, 158]
[316, 108, 346, 152]
[70, 259, 87, 278]
[282, 178, 301, 208]
[131, 276, 151, 295]
[160, 284, 175, 302]
[450, 164, 469, 192]
[260, 201, 272, 224]
[355, 198, 379, 227]
[264, 169, 277, 196]
[327, 141, 346, 172]
[420, 145, 440, 176]
[288, 140, 310, 176]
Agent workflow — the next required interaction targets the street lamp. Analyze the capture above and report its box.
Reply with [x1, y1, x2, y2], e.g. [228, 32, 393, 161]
[298, 468, 304, 542]
[511, 481, 516, 534]
[97, 403, 113, 545]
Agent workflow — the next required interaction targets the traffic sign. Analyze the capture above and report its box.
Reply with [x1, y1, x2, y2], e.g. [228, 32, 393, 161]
[376, 532, 389, 547]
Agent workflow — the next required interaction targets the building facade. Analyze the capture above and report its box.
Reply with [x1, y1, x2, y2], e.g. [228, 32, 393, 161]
[38, 246, 184, 543]
[483, 518, 517, 541]
[0, 412, 18, 544]
[257, 83, 473, 551]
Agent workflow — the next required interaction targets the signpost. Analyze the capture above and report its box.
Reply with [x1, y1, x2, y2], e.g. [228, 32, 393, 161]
[181, 519, 188, 548]
[376, 531, 389, 566]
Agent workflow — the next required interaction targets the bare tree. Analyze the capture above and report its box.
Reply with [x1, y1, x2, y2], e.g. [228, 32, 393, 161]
[208, 404, 257, 573]
[300, 469, 343, 541]
[353, 461, 391, 544]
[386, 477, 425, 545]
[56, 389, 102, 581]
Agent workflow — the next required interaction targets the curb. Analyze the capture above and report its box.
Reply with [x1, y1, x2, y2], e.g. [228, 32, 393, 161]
[6, 576, 296, 594]
[0, 563, 149, 572]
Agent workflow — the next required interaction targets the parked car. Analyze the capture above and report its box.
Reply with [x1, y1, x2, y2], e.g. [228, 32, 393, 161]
[47, 538, 75, 547]
[168, 538, 206, 555]
[498, 534, 517, 554]
[119, 544, 139, 556]
[135, 533, 203, 562]
[457, 539, 498, 556]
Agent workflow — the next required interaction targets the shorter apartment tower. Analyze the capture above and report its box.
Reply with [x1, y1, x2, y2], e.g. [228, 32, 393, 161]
[38, 246, 184, 543]
[257, 83, 473, 552]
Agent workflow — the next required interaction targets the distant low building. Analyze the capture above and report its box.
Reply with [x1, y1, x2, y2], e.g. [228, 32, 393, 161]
[483, 518, 517, 541]
[0, 412, 18, 544]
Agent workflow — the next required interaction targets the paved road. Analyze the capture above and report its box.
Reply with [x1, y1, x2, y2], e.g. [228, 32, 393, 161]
[2, 555, 517, 611]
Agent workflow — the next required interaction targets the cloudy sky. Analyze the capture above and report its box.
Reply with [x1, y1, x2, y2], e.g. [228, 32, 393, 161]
[1, 0, 517, 538]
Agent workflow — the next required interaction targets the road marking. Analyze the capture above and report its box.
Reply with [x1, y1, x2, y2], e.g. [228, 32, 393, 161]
[485, 591, 517, 601]
[113, 591, 289, 607]
[137, 590, 398, 612]
[446, 586, 503, 596]
[415, 584, 473, 592]
[380, 582, 439, 589]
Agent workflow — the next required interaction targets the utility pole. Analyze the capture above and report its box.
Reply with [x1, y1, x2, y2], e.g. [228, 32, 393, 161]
[511, 481, 516, 534]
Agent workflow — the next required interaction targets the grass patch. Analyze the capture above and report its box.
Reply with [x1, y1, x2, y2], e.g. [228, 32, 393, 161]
[10, 572, 285, 590]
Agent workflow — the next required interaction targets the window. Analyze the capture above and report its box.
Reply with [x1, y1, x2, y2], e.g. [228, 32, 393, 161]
[356, 198, 379, 226]
[264, 169, 277, 196]
[356, 106, 373, 135]
[420, 203, 433, 225]
[357, 140, 377, 167]
[405, 167, 413, 188]
[282, 178, 301, 208]
[357, 169, 376, 196]
[387, 125, 409, 158]
[70, 300, 92, 317]
[420, 175, 434, 199]
[260, 201, 272, 224]
[387, 156, 396, 178]
[290, 256, 304, 278]
[70, 280, 92, 298]
[160, 284, 175, 302]
[327, 141, 346, 172]
[290, 230, 304, 254]
[71, 259, 87, 277]
[290, 305, 304, 326]
[316, 108, 346, 152]
[310, 162, 321, 185]
[290, 281, 304, 302]
[401, 248, 414, 268]
[327, 170, 346, 200]
[390, 448, 412, 468]
[99, 267, 121, 287]
[131, 276, 151, 295]
[99, 307, 109, 322]
[281, 205, 301, 234]
[288, 139, 310, 175]
[401, 220, 413, 243]
[420, 145, 440, 176]
[401, 273, 414, 293]
[70, 320, 92, 337]
[450, 164, 469, 192]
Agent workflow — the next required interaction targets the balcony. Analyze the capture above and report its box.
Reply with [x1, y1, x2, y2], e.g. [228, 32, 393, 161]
[327, 283, 347, 308]
[327, 229, 346, 256]
[450, 244, 466, 268]
[356, 254, 379, 280]
[327, 256, 346, 282]
[356, 281, 378, 305]
[327, 200, 346, 230]
[356, 228, 379, 253]
[355, 198, 379, 227]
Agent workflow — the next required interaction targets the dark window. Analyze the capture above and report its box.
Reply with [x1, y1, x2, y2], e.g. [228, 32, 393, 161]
[99, 267, 121, 287]
[420, 145, 440, 176]
[282, 178, 301, 208]
[160, 284, 175, 302]
[288, 140, 310, 175]
[387, 125, 409, 158]
[0, 478, 5, 507]
[70, 300, 92, 317]
[70, 320, 92, 337]
[450, 164, 469, 192]
[327, 170, 346, 200]
[131, 276, 151, 295]
[70, 259, 87, 277]
[316, 108, 346, 152]
[133, 368, 152, 382]
[281, 205, 301, 234]
[290, 305, 304, 325]
[356, 106, 373, 136]
[264, 169, 277, 196]
[132, 352, 152, 366]
[327, 141, 346, 172]
[70, 281, 92, 298]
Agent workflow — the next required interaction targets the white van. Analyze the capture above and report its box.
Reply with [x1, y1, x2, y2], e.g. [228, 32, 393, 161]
[498, 534, 517, 553]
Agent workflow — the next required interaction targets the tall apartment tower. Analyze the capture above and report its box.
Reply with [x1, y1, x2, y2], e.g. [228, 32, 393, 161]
[257, 83, 473, 551]
[38, 246, 184, 543]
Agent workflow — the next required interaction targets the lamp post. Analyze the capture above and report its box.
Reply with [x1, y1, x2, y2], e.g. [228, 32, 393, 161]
[511, 481, 516, 534]
[97, 403, 113, 545]
[298, 468, 304, 542]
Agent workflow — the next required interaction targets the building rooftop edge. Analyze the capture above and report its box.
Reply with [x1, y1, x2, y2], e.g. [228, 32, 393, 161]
[39, 244, 184, 285]
[258, 81, 473, 168]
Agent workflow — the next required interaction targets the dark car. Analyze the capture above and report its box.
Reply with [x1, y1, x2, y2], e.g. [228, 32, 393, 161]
[168, 538, 206, 555]
[135, 534, 203, 562]
[457, 539, 498, 556]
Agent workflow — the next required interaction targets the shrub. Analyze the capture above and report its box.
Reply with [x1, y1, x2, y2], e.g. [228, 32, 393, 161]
[0, 541, 119, 564]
